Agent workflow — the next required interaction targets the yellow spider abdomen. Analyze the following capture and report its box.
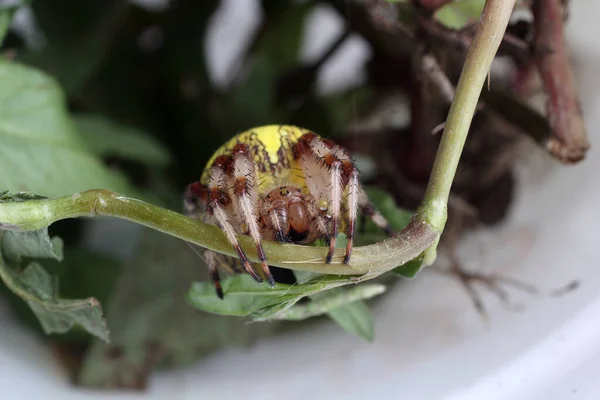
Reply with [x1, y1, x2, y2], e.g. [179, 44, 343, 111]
[201, 125, 312, 191]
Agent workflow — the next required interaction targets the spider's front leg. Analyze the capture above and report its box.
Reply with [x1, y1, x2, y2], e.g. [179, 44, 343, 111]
[357, 188, 396, 238]
[198, 155, 266, 284]
[230, 143, 275, 286]
[293, 133, 365, 264]
[294, 133, 398, 265]
[184, 182, 231, 298]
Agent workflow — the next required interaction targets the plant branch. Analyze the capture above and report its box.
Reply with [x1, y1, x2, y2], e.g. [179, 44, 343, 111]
[0, 189, 437, 277]
[415, 0, 516, 260]
[532, 0, 590, 163]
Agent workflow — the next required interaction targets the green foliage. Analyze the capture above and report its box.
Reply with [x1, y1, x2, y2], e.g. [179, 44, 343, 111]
[74, 114, 171, 167]
[0, 193, 109, 342]
[324, 294, 378, 341]
[187, 274, 352, 319]
[392, 254, 425, 278]
[366, 187, 413, 231]
[360, 188, 426, 277]
[356, 187, 413, 246]
[187, 271, 387, 341]
[0, 61, 134, 198]
[278, 285, 385, 341]
[17, 263, 109, 341]
[1, 229, 63, 263]
[435, 0, 486, 30]
[78, 229, 280, 389]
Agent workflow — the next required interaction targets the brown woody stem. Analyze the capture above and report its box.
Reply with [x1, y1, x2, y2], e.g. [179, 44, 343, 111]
[533, 0, 590, 163]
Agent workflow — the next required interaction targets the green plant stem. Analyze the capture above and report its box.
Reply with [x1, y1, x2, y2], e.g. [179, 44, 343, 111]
[415, 0, 516, 264]
[0, 189, 437, 276]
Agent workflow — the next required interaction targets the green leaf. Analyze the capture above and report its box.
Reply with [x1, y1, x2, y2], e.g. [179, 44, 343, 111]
[0, 246, 123, 345]
[0, 226, 61, 264]
[0, 61, 135, 197]
[78, 229, 280, 389]
[0, 227, 109, 342]
[0, 190, 46, 202]
[1, 230, 63, 263]
[392, 253, 425, 278]
[272, 285, 385, 341]
[359, 187, 426, 278]
[17, 0, 128, 94]
[327, 299, 375, 341]
[74, 114, 172, 167]
[362, 187, 413, 238]
[20, 263, 109, 342]
[187, 273, 352, 318]
[435, 0, 485, 30]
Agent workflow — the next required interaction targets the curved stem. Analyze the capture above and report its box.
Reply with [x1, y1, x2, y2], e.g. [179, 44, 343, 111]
[416, 0, 517, 230]
[0, 189, 438, 276]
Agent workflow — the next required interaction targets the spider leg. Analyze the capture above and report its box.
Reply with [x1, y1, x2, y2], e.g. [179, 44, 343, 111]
[184, 182, 245, 297]
[231, 143, 275, 286]
[293, 133, 359, 264]
[207, 160, 263, 283]
[259, 195, 288, 243]
[357, 188, 396, 238]
[328, 160, 342, 263]
[304, 193, 330, 241]
[343, 168, 359, 264]
[204, 250, 224, 299]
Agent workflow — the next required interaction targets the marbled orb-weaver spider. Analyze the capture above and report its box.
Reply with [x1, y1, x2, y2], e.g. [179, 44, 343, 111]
[184, 125, 395, 298]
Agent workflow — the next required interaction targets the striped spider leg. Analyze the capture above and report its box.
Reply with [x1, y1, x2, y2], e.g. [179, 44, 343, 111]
[183, 145, 274, 298]
[293, 133, 396, 265]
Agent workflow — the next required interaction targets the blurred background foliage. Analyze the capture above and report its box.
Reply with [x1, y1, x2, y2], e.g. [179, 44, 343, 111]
[0, 0, 543, 391]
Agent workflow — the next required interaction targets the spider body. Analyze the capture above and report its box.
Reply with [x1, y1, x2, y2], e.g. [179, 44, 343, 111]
[184, 125, 394, 298]
[200, 125, 308, 191]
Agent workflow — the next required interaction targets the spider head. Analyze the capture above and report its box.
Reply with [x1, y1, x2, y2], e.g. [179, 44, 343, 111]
[261, 186, 312, 244]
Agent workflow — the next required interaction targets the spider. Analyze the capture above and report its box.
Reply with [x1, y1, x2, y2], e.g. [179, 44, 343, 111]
[184, 125, 395, 298]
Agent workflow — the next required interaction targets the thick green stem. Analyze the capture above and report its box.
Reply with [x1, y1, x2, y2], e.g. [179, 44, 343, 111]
[0, 189, 437, 276]
[416, 0, 516, 230]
